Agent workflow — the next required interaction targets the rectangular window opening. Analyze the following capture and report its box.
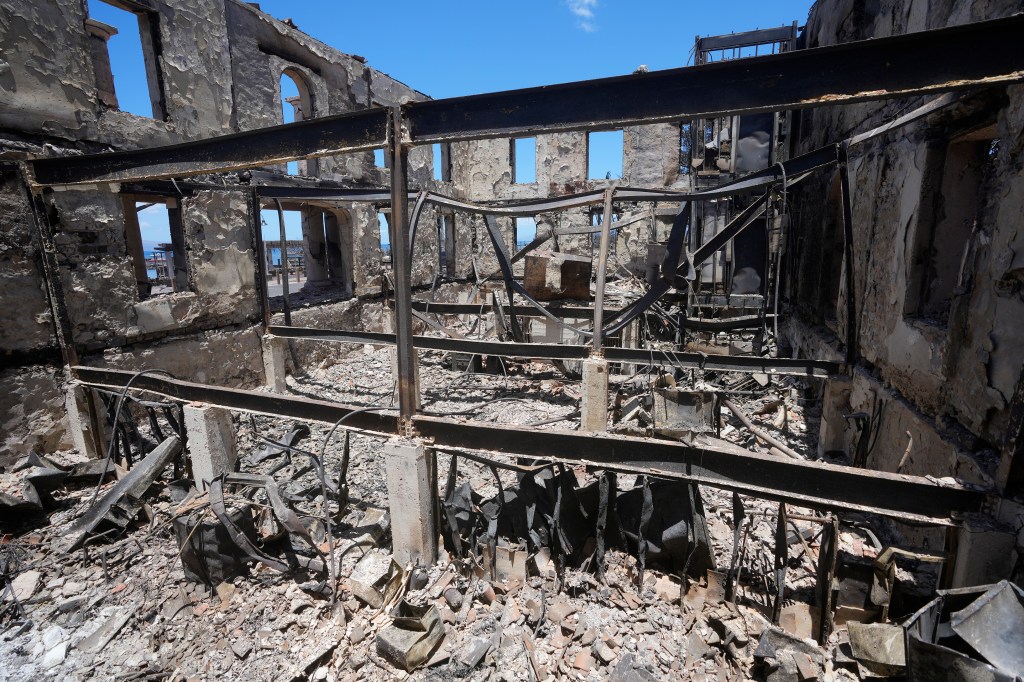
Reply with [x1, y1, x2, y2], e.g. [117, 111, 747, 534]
[378, 211, 392, 262]
[587, 130, 623, 181]
[907, 125, 998, 325]
[87, 0, 165, 119]
[432, 143, 452, 182]
[259, 207, 305, 297]
[124, 196, 186, 300]
[514, 217, 537, 251]
[374, 148, 386, 169]
[438, 212, 456, 275]
[512, 138, 536, 184]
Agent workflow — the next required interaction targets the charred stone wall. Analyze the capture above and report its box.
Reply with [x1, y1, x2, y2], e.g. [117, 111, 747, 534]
[789, 0, 1024, 495]
[0, 0, 433, 462]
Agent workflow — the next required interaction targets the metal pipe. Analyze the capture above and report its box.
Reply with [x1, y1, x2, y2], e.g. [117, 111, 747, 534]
[723, 398, 802, 460]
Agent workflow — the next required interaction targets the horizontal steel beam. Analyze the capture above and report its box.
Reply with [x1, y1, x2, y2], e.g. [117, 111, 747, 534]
[27, 15, 1024, 186]
[697, 25, 796, 53]
[410, 301, 616, 320]
[29, 108, 388, 186]
[72, 366, 987, 523]
[405, 15, 1024, 142]
[268, 325, 839, 377]
[413, 301, 773, 331]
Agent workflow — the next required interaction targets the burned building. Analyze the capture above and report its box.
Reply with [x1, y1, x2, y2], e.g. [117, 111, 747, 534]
[1, 0, 1023, 679]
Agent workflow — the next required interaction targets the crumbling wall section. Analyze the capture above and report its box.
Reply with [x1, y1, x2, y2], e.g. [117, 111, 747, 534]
[792, 0, 1024, 482]
[83, 326, 265, 388]
[0, 365, 68, 465]
[0, 170, 53, 353]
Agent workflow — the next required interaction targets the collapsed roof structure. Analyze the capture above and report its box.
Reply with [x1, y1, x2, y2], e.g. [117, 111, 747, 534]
[2, 0, 1023, 679]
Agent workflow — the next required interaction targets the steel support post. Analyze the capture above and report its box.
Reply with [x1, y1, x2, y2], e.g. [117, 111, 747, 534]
[592, 184, 617, 353]
[249, 189, 271, 329]
[274, 199, 292, 327]
[388, 108, 419, 425]
[837, 142, 858, 366]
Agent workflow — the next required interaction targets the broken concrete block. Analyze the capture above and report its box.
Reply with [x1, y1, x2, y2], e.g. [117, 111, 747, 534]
[653, 574, 681, 603]
[375, 602, 445, 672]
[524, 250, 591, 301]
[349, 549, 402, 609]
[7, 569, 40, 603]
[779, 602, 818, 640]
[494, 543, 528, 584]
[184, 403, 237, 489]
[383, 439, 436, 566]
[595, 641, 617, 664]
[847, 622, 905, 677]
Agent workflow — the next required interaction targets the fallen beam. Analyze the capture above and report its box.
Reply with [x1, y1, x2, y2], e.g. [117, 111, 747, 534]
[70, 366, 988, 524]
[267, 325, 839, 378]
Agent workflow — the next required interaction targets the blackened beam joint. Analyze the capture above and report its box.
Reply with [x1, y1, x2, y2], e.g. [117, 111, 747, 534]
[70, 366, 988, 523]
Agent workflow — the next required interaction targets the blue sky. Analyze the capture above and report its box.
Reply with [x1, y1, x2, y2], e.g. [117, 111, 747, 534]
[90, 0, 813, 243]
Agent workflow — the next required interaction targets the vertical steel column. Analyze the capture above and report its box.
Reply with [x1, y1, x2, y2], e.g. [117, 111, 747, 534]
[837, 142, 858, 366]
[592, 184, 617, 353]
[388, 107, 419, 424]
[248, 189, 271, 329]
[23, 180, 79, 367]
[274, 199, 291, 327]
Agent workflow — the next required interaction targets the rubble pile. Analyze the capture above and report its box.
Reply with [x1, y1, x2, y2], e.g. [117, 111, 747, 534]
[0, 341, 1006, 680]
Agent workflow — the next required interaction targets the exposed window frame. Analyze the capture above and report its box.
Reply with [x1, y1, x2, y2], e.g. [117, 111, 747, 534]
[121, 193, 187, 301]
[511, 137, 537, 184]
[91, 0, 168, 120]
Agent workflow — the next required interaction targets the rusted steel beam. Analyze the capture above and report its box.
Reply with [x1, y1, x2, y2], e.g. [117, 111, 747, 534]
[408, 301, 617, 319]
[268, 324, 840, 378]
[29, 108, 388, 186]
[71, 366, 988, 524]
[27, 16, 1024, 187]
[406, 15, 1024, 143]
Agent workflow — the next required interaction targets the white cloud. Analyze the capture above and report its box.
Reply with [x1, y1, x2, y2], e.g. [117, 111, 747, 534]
[566, 0, 598, 32]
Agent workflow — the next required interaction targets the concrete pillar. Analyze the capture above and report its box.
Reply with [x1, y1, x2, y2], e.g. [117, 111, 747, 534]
[84, 19, 118, 108]
[581, 357, 609, 432]
[384, 439, 437, 566]
[65, 381, 109, 459]
[183, 404, 237, 489]
[949, 512, 1016, 588]
[262, 334, 288, 393]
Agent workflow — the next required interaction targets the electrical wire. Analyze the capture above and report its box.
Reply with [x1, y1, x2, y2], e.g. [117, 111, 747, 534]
[89, 368, 177, 508]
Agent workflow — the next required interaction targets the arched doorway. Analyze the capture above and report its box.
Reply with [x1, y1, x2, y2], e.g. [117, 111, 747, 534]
[302, 207, 353, 295]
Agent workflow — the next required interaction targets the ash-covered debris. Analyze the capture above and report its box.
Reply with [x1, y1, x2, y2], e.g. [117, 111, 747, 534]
[0, 342, 977, 681]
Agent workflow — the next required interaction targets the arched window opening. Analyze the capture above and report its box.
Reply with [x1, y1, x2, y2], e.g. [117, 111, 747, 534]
[279, 69, 318, 177]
